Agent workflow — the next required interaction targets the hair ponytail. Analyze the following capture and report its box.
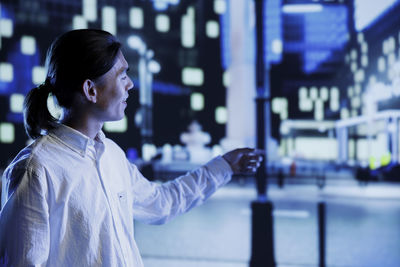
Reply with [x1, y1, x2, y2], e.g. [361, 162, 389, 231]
[22, 29, 121, 139]
[23, 79, 58, 139]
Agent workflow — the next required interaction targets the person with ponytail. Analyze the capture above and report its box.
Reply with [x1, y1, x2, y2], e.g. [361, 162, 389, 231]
[0, 29, 263, 266]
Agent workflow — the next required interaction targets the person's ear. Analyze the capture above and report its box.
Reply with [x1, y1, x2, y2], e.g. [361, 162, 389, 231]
[82, 79, 98, 103]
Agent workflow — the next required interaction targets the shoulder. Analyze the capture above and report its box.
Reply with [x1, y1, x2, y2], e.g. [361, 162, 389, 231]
[103, 137, 126, 157]
[5, 139, 47, 179]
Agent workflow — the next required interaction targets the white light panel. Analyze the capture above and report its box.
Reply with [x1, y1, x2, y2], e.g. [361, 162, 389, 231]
[10, 94, 24, 113]
[130, 7, 144, 29]
[314, 100, 324, 120]
[73, 15, 88, 29]
[361, 55, 369, 67]
[83, 0, 97, 22]
[272, 39, 283, 55]
[309, 87, 318, 100]
[104, 116, 128, 132]
[206, 21, 219, 38]
[190, 93, 204, 111]
[155, 14, 170, 32]
[32, 66, 46, 85]
[182, 67, 204, 86]
[0, 18, 13, 37]
[378, 56, 386, 72]
[320, 87, 329, 101]
[0, 123, 15, 143]
[223, 71, 230, 87]
[0, 63, 13, 82]
[21, 36, 36, 55]
[214, 0, 227, 14]
[330, 87, 340, 112]
[294, 137, 337, 160]
[181, 7, 195, 48]
[102, 6, 117, 35]
[215, 106, 227, 124]
[47, 94, 63, 119]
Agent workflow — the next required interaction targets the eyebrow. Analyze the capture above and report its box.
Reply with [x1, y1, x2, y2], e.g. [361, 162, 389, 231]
[117, 66, 129, 76]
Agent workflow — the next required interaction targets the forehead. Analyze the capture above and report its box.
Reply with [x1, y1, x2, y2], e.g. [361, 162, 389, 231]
[110, 51, 129, 74]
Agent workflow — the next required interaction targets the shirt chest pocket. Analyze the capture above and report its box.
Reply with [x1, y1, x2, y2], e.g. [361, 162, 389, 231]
[116, 190, 129, 212]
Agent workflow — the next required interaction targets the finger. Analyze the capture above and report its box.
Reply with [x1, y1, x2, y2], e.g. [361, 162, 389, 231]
[246, 155, 263, 162]
[248, 149, 265, 156]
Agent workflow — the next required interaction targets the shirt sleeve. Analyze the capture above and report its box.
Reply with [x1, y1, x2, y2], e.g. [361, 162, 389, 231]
[130, 156, 233, 225]
[0, 164, 50, 266]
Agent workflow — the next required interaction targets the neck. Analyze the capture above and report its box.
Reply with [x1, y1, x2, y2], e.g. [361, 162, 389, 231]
[61, 109, 103, 139]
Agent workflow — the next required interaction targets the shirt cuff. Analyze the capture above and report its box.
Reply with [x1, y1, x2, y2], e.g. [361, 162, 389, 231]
[203, 155, 233, 186]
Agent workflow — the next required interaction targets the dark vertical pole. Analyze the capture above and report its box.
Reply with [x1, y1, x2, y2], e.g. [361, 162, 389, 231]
[250, 0, 275, 266]
[318, 202, 326, 267]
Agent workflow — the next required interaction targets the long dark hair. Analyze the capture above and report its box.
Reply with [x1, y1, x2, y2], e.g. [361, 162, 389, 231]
[23, 29, 122, 139]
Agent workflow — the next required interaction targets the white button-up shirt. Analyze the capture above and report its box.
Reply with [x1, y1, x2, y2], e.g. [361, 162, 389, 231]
[0, 124, 232, 266]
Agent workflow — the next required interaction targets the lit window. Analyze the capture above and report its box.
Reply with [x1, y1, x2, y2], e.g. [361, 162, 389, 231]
[148, 60, 161, 74]
[206, 21, 219, 38]
[10, 94, 24, 113]
[0, 123, 15, 143]
[104, 116, 128, 133]
[83, 0, 97, 21]
[350, 49, 357, 60]
[357, 32, 364, 43]
[0, 63, 13, 82]
[142, 143, 157, 161]
[348, 86, 353, 97]
[388, 53, 396, 66]
[330, 87, 340, 112]
[32, 66, 46, 85]
[0, 18, 13, 37]
[361, 55, 368, 67]
[354, 84, 361, 94]
[223, 71, 230, 87]
[272, 39, 283, 55]
[73, 15, 88, 29]
[378, 56, 386, 72]
[361, 42, 368, 54]
[214, 0, 227, 14]
[299, 87, 308, 99]
[155, 14, 170, 32]
[351, 62, 357, 72]
[299, 98, 313, 112]
[352, 96, 361, 108]
[388, 36, 396, 53]
[182, 67, 204, 86]
[320, 87, 329, 101]
[190, 93, 204, 111]
[382, 40, 389, 55]
[181, 7, 195, 48]
[102, 6, 117, 35]
[355, 69, 365, 83]
[309, 87, 318, 100]
[47, 94, 63, 119]
[272, 98, 288, 120]
[314, 100, 324, 121]
[215, 106, 227, 124]
[21, 36, 36, 55]
[130, 7, 144, 29]
[340, 108, 349, 119]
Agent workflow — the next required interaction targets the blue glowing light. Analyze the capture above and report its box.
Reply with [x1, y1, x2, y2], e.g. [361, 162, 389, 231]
[354, 0, 400, 31]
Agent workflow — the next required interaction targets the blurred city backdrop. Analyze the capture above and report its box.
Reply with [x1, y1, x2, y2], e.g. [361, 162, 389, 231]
[1, 0, 400, 266]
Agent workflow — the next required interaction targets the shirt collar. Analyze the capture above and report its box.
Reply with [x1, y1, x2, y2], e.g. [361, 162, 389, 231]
[49, 124, 105, 157]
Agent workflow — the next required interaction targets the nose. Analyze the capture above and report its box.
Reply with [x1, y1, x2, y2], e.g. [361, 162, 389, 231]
[127, 76, 134, 91]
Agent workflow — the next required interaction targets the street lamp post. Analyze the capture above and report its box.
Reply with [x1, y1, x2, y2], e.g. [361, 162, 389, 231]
[250, 0, 275, 266]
